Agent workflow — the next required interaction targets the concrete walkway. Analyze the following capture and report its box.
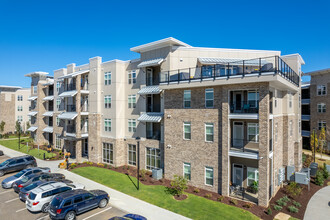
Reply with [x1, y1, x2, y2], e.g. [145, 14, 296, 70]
[303, 150, 330, 161]
[304, 186, 330, 220]
[0, 144, 191, 220]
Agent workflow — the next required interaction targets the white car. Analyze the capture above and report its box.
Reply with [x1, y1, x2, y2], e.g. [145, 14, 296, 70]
[26, 182, 85, 213]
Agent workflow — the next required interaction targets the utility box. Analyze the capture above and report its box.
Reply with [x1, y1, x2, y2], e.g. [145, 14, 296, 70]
[287, 165, 295, 181]
[310, 162, 318, 177]
[295, 168, 310, 185]
[278, 167, 285, 185]
[326, 165, 330, 173]
[152, 168, 163, 180]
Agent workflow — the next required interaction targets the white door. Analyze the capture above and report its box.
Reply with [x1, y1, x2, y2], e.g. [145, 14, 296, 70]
[233, 164, 243, 186]
[233, 122, 244, 148]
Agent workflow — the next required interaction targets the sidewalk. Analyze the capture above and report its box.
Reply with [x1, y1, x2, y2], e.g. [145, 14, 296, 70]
[0, 144, 191, 220]
[303, 150, 330, 161]
[304, 186, 330, 220]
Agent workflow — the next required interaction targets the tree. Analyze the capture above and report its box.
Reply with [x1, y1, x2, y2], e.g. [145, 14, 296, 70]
[310, 131, 318, 160]
[15, 121, 21, 134]
[170, 175, 188, 196]
[0, 121, 5, 134]
[318, 127, 326, 159]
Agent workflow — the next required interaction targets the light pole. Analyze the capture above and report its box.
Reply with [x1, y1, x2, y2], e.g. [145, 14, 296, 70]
[136, 136, 141, 190]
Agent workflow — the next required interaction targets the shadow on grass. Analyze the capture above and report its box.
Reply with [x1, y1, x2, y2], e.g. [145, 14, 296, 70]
[126, 174, 138, 190]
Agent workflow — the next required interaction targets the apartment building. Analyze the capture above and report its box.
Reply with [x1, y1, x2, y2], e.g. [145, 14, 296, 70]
[0, 85, 31, 133]
[26, 37, 304, 207]
[301, 81, 311, 148]
[303, 68, 330, 151]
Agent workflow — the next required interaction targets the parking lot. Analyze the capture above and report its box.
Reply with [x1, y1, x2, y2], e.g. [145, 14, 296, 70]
[0, 155, 127, 220]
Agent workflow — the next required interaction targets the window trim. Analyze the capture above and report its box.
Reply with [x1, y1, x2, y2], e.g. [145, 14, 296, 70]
[317, 103, 326, 113]
[104, 95, 112, 108]
[128, 94, 137, 108]
[183, 90, 191, 108]
[104, 118, 111, 132]
[318, 120, 326, 130]
[205, 166, 214, 186]
[205, 123, 214, 142]
[128, 119, 136, 132]
[183, 122, 191, 140]
[317, 85, 327, 96]
[247, 167, 259, 186]
[183, 162, 191, 181]
[104, 72, 111, 85]
[205, 88, 214, 108]
[146, 147, 161, 170]
[128, 144, 137, 166]
[102, 143, 113, 164]
[247, 123, 259, 143]
[128, 70, 137, 84]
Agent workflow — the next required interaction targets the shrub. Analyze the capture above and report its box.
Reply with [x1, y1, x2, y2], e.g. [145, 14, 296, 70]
[276, 199, 287, 207]
[139, 169, 147, 180]
[286, 182, 302, 197]
[170, 175, 188, 196]
[69, 163, 77, 169]
[288, 205, 299, 213]
[230, 199, 238, 205]
[104, 164, 108, 168]
[243, 202, 254, 208]
[322, 163, 329, 179]
[205, 193, 212, 199]
[217, 196, 224, 202]
[126, 165, 130, 170]
[315, 170, 325, 186]
[86, 161, 93, 165]
[281, 195, 291, 203]
[273, 205, 282, 211]
[248, 181, 258, 193]
[193, 188, 200, 193]
[97, 163, 104, 168]
[266, 207, 272, 215]
[292, 201, 301, 208]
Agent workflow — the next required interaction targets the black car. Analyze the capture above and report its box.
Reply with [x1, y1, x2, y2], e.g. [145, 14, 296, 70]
[13, 173, 65, 193]
[49, 189, 109, 220]
[0, 150, 4, 156]
[0, 155, 37, 176]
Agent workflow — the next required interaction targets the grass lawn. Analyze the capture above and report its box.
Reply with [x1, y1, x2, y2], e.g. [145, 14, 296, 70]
[72, 167, 258, 220]
[0, 138, 56, 160]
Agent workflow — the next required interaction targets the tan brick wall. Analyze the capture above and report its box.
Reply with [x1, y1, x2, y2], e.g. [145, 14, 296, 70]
[0, 93, 16, 133]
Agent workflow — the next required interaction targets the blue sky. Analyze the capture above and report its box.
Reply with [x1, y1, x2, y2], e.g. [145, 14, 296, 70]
[0, 0, 329, 87]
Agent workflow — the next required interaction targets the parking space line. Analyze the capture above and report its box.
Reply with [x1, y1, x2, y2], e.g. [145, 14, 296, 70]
[36, 215, 49, 220]
[16, 207, 27, 213]
[0, 190, 12, 195]
[5, 197, 19, 203]
[82, 207, 112, 220]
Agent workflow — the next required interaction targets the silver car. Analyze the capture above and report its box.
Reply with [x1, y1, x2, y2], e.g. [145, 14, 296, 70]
[1, 167, 50, 189]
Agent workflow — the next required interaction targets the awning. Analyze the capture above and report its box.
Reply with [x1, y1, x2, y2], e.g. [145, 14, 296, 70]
[28, 112, 38, 116]
[43, 127, 53, 133]
[59, 90, 77, 97]
[43, 112, 54, 117]
[137, 58, 164, 68]
[58, 112, 78, 120]
[27, 126, 38, 132]
[43, 96, 54, 101]
[138, 86, 162, 95]
[58, 69, 89, 79]
[28, 96, 38, 101]
[198, 58, 268, 66]
[138, 112, 163, 123]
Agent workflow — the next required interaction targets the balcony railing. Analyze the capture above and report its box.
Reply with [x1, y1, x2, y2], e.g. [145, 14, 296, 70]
[65, 84, 76, 91]
[66, 125, 76, 134]
[146, 131, 161, 140]
[230, 101, 259, 114]
[159, 56, 299, 86]
[66, 105, 76, 112]
[146, 103, 161, 113]
[230, 139, 259, 153]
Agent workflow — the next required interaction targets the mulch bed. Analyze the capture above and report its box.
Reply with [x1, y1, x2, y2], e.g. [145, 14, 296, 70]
[70, 163, 330, 219]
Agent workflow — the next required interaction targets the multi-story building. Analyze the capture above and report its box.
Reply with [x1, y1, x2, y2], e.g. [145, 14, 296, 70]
[304, 68, 330, 151]
[301, 81, 311, 148]
[26, 37, 304, 207]
[0, 85, 31, 133]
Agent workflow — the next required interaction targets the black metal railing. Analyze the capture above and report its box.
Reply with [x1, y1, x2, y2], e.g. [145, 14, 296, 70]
[65, 83, 76, 91]
[146, 131, 161, 140]
[230, 139, 259, 152]
[146, 103, 161, 113]
[66, 125, 76, 133]
[230, 101, 259, 114]
[66, 105, 76, 112]
[159, 56, 299, 86]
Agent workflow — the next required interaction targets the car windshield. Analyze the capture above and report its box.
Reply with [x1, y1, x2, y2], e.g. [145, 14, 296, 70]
[14, 170, 26, 178]
[0, 160, 9, 167]
[24, 183, 38, 191]
[50, 197, 63, 208]
[21, 176, 29, 183]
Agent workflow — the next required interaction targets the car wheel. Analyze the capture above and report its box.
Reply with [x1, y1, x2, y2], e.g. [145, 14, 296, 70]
[98, 198, 108, 208]
[41, 203, 50, 213]
[0, 170, 4, 177]
[65, 211, 76, 220]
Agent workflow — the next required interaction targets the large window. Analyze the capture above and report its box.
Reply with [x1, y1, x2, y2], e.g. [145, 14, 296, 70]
[56, 117, 60, 126]
[17, 95, 23, 101]
[183, 163, 191, 180]
[183, 90, 191, 108]
[104, 72, 111, 85]
[247, 167, 259, 186]
[33, 86, 37, 94]
[146, 147, 160, 170]
[128, 119, 136, 132]
[317, 85, 326, 96]
[318, 103, 326, 113]
[104, 95, 111, 108]
[205, 123, 214, 142]
[128, 71, 137, 84]
[56, 81, 61, 93]
[205, 167, 214, 186]
[104, 119, 111, 132]
[318, 120, 326, 130]
[17, 116, 23, 122]
[183, 122, 191, 140]
[56, 98, 61, 111]
[248, 91, 259, 108]
[128, 144, 136, 166]
[17, 106, 23, 111]
[248, 123, 259, 142]
[128, 95, 136, 108]
[102, 143, 113, 164]
[55, 134, 61, 149]
[205, 88, 214, 108]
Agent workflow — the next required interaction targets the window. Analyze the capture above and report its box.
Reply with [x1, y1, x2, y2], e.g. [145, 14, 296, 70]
[183, 163, 191, 180]
[17, 95, 23, 101]
[128, 71, 137, 84]
[33, 86, 37, 94]
[318, 103, 326, 113]
[17, 116, 23, 122]
[288, 92, 292, 108]
[104, 95, 111, 108]
[128, 144, 136, 166]
[205, 88, 214, 108]
[104, 119, 111, 132]
[128, 119, 136, 132]
[63, 200, 72, 207]
[56, 98, 61, 111]
[247, 167, 259, 186]
[205, 123, 214, 142]
[318, 120, 326, 130]
[74, 196, 83, 204]
[128, 95, 136, 108]
[205, 167, 214, 186]
[183, 90, 191, 108]
[104, 72, 111, 85]
[183, 122, 191, 140]
[17, 106, 23, 111]
[56, 81, 61, 92]
[56, 117, 60, 126]
[317, 85, 326, 96]
[248, 91, 259, 108]
[248, 123, 259, 142]
[102, 143, 113, 164]
[289, 120, 293, 136]
[146, 147, 160, 170]
[55, 134, 61, 149]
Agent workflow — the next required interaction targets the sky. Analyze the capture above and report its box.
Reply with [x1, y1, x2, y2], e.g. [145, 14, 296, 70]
[0, 0, 329, 87]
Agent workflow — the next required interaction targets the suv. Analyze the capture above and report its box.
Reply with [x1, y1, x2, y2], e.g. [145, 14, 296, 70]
[49, 189, 109, 220]
[0, 155, 37, 176]
[19, 180, 56, 202]
[2, 167, 50, 188]
[26, 182, 73, 213]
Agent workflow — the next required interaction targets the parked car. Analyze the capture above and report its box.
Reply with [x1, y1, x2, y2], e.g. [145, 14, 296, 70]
[0, 150, 4, 156]
[48, 189, 109, 220]
[0, 155, 37, 176]
[13, 173, 65, 193]
[19, 180, 55, 202]
[2, 167, 50, 188]
[109, 214, 147, 220]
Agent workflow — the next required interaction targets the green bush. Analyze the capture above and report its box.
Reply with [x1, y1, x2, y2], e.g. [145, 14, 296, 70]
[243, 202, 254, 208]
[230, 199, 238, 205]
[292, 201, 301, 208]
[273, 205, 282, 211]
[69, 163, 77, 169]
[139, 169, 147, 180]
[322, 163, 329, 179]
[288, 205, 299, 213]
[281, 195, 291, 203]
[205, 193, 212, 199]
[276, 198, 287, 207]
[315, 170, 325, 186]
[217, 196, 223, 202]
[266, 207, 272, 215]
[193, 188, 200, 193]
[286, 182, 302, 197]
[170, 175, 188, 196]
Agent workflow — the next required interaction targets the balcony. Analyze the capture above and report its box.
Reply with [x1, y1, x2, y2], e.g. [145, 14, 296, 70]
[230, 139, 259, 159]
[230, 101, 259, 114]
[65, 125, 76, 138]
[66, 83, 76, 91]
[66, 105, 76, 112]
[159, 56, 299, 86]
[146, 122, 161, 141]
